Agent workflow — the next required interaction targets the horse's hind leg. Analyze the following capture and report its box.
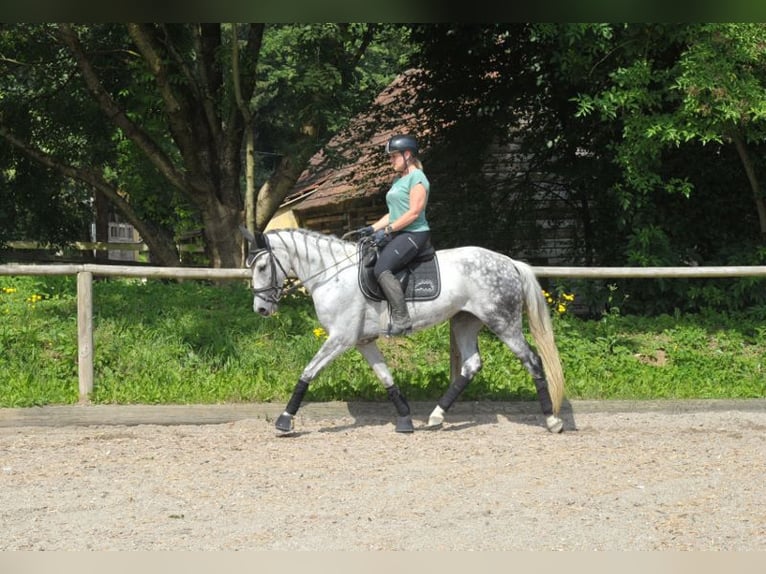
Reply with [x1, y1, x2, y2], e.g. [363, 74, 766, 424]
[491, 326, 564, 433]
[356, 341, 414, 433]
[427, 312, 484, 428]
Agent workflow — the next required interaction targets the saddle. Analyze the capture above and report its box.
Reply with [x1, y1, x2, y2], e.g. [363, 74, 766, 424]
[358, 240, 441, 302]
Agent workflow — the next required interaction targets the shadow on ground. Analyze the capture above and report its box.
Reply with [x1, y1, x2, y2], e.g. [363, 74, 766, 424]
[314, 399, 578, 434]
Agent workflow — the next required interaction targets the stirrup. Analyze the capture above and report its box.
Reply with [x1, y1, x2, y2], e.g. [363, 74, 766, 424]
[386, 320, 412, 337]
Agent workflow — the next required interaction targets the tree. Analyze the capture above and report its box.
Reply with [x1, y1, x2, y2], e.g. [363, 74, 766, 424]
[402, 24, 766, 313]
[407, 24, 626, 264]
[0, 23, 411, 266]
[574, 23, 766, 238]
[409, 24, 766, 262]
[0, 24, 123, 252]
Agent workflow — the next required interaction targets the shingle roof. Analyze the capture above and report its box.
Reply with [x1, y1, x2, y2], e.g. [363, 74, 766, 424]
[284, 69, 429, 213]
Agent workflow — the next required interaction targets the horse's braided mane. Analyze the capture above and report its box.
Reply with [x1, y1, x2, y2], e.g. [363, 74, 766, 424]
[265, 227, 346, 245]
[265, 227, 356, 257]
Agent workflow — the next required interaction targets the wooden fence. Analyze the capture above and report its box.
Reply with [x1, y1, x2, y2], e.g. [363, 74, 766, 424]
[4, 239, 205, 264]
[2, 262, 766, 402]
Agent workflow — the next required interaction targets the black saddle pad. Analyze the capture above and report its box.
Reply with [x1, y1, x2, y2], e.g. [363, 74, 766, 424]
[358, 247, 441, 302]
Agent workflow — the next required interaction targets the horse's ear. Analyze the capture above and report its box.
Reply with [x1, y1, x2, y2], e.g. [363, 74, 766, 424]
[239, 225, 256, 245]
[239, 225, 269, 249]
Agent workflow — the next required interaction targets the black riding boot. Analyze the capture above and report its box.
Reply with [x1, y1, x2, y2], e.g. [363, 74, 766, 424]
[377, 270, 412, 336]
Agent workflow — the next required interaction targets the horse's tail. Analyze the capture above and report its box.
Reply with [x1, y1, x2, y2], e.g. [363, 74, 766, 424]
[514, 260, 565, 415]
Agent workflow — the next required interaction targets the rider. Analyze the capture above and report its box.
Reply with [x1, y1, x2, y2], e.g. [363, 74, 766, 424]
[358, 134, 431, 336]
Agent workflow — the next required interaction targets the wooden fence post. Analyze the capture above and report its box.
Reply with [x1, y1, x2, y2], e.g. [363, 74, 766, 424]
[77, 271, 94, 402]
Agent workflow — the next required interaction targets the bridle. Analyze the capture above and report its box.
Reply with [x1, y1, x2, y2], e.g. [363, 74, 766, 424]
[246, 232, 359, 304]
[247, 237, 294, 305]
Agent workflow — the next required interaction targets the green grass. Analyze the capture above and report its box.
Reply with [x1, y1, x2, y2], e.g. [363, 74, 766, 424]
[1, 275, 764, 408]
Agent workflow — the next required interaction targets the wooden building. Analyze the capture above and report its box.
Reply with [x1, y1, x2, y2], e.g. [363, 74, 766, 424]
[270, 69, 585, 266]
[267, 69, 428, 236]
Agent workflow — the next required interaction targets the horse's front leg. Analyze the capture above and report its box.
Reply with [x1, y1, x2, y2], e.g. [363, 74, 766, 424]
[356, 341, 414, 433]
[275, 336, 352, 434]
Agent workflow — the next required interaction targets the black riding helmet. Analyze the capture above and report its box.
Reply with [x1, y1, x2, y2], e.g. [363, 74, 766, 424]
[385, 134, 419, 155]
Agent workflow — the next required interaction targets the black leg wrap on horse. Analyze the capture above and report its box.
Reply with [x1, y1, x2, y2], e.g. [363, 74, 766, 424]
[386, 385, 410, 417]
[286, 379, 310, 416]
[275, 413, 294, 433]
[437, 375, 470, 411]
[534, 376, 554, 416]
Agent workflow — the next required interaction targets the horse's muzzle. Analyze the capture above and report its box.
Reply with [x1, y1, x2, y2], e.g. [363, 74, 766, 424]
[253, 300, 276, 316]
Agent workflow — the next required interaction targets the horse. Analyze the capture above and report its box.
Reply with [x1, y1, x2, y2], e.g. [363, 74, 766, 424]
[240, 226, 565, 435]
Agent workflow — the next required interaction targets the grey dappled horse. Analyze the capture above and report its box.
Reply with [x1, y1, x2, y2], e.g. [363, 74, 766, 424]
[241, 227, 565, 435]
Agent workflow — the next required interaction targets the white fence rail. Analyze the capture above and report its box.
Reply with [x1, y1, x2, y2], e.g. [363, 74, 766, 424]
[2, 262, 766, 401]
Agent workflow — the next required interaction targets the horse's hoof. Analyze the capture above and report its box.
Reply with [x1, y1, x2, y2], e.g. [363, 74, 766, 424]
[395, 416, 414, 433]
[427, 406, 445, 428]
[546, 415, 564, 433]
[275, 412, 294, 434]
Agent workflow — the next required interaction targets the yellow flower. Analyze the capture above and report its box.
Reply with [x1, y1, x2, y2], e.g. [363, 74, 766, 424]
[543, 289, 575, 316]
[313, 327, 328, 339]
[2, 287, 17, 294]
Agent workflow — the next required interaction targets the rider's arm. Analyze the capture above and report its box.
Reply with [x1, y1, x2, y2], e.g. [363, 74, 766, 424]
[370, 213, 390, 232]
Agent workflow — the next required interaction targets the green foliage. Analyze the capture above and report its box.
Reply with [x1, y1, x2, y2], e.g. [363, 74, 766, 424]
[572, 24, 766, 227]
[675, 24, 766, 136]
[409, 23, 766, 291]
[256, 24, 410, 139]
[4, 22, 765, 284]
[1, 277, 764, 408]
[556, 310, 766, 400]
[0, 25, 123, 246]
[0, 276, 79, 406]
[1, 23, 414, 264]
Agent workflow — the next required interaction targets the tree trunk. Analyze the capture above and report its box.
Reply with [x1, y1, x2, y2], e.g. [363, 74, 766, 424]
[200, 199, 243, 268]
[255, 149, 316, 230]
[244, 130, 256, 235]
[94, 190, 110, 263]
[230, 23, 258, 236]
[732, 132, 766, 237]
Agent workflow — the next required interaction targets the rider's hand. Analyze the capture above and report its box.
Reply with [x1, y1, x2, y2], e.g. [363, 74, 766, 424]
[372, 229, 387, 245]
[357, 225, 374, 237]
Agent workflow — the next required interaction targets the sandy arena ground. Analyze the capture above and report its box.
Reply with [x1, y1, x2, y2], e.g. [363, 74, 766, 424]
[1, 399, 764, 551]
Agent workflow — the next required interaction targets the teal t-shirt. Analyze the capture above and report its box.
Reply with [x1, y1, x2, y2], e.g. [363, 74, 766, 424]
[386, 169, 430, 232]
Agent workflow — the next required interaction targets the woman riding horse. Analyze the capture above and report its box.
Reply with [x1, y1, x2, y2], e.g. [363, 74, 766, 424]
[357, 134, 432, 336]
